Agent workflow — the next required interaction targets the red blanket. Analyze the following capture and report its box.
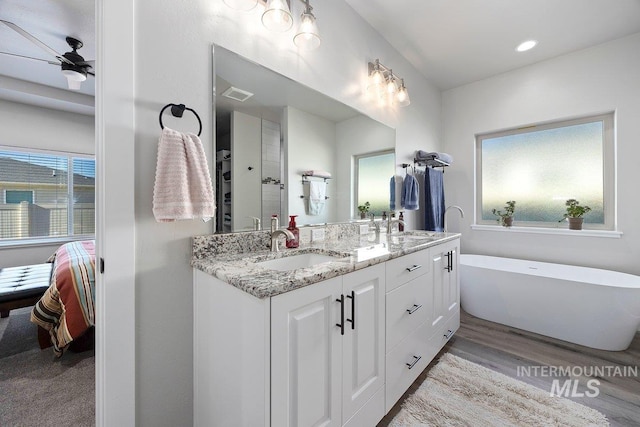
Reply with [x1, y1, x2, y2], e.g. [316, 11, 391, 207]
[31, 240, 95, 357]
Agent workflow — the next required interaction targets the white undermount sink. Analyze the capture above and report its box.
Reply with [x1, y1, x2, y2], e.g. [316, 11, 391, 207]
[256, 253, 347, 271]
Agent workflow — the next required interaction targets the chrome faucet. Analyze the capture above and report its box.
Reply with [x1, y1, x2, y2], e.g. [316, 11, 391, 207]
[387, 219, 405, 234]
[248, 216, 261, 231]
[370, 214, 381, 233]
[444, 205, 465, 232]
[270, 229, 294, 252]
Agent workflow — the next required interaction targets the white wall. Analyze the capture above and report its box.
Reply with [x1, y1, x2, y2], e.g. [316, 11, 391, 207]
[0, 100, 94, 268]
[125, 1, 441, 425]
[285, 106, 337, 225]
[336, 115, 396, 220]
[231, 111, 262, 231]
[442, 33, 640, 275]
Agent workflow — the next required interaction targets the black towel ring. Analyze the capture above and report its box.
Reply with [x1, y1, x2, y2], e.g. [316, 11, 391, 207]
[159, 103, 202, 136]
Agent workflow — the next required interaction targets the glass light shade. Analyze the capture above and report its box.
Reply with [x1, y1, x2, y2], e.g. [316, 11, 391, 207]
[62, 69, 86, 90]
[223, 0, 258, 11]
[396, 81, 410, 107]
[386, 76, 397, 94]
[262, 0, 293, 32]
[367, 66, 385, 98]
[293, 12, 321, 50]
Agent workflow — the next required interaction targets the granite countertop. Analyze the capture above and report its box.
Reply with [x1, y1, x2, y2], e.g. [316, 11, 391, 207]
[191, 231, 460, 299]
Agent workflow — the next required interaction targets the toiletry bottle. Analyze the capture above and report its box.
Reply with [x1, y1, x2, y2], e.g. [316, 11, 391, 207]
[286, 215, 300, 248]
[382, 211, 387, 220]
[398, 211, 405, 232]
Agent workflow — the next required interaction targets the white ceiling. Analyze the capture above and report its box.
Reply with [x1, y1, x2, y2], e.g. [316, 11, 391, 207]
[0, 0, 95, 114]
[345, 0, 640, 89]
[1, 0, 640, 115]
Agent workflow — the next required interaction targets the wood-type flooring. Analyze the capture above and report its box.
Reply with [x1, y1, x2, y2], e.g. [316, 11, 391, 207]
[380, 310, 640, 426]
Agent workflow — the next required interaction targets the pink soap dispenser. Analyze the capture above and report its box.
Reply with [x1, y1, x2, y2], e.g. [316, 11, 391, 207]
[286, 215, 300, 248]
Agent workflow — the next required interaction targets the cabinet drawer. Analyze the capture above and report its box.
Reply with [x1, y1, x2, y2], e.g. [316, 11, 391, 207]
[385, 321, 430, 412]
[386, 275, 432, 351]
[386, 249, 430, 292]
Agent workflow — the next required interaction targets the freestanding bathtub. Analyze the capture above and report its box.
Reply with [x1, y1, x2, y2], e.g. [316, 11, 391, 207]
[460, 254, 640, 351]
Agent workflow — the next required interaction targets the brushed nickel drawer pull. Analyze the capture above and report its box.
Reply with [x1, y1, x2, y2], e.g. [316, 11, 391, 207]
[406, 264, 422, 272]
[406, 304, 422, 314]
[443, 329, 454, 340]
[406, 355, 422, 370]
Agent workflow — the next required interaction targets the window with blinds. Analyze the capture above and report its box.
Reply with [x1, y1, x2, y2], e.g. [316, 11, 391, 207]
[0, 148, 95, 241]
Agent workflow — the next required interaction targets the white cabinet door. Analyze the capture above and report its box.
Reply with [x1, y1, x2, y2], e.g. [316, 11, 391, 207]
[444, 241, 460, 318]
[341, 264, 385, 425]
[430, 239, 460, 330]
[271, 276, 343, 427]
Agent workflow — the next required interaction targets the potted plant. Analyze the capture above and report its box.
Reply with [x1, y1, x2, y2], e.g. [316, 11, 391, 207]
[492, 200, 516, 227]
[560, 199, 591, 230]
[357, 201, 370, 219]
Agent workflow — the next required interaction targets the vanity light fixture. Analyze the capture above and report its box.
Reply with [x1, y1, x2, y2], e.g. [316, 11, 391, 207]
[222, 0, 259, 11]
[293, 0, 320, 51]
[262, 0, 293, 32]
[224, 0, 321, 50]
[367, 59, 410, 107]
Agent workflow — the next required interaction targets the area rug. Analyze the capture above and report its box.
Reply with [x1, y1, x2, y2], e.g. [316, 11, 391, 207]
[0, 310, 39, 358]
[390, 353, 609, 427]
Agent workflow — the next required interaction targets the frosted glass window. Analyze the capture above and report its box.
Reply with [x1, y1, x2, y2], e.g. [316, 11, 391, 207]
[476, 113, 614, 229]
[355, 151, 395, 217]
[0, 148, 95, 242]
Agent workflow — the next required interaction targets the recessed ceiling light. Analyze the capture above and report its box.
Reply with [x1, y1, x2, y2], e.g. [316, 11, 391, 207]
[516, 40, 538, 52]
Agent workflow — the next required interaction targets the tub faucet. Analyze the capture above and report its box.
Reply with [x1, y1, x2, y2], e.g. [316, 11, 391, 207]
[270, 229, 294, 252]
[444, 205, 465, 232]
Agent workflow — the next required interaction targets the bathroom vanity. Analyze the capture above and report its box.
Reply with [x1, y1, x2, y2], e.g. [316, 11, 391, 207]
[192, 228, 460, 426]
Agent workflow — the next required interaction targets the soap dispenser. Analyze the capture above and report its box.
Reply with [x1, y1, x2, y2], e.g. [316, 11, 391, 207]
[286, 215, 300, 248]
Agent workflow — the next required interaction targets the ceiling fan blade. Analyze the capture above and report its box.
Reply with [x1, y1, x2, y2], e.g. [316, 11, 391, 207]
[0, 51, 61, 65]
[0, 19, 74, 65]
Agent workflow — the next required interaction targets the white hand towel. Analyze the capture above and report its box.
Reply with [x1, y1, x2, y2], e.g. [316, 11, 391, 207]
[308, 181, 326, 215]
[153, 127, 215, 222]
[304, 170, 332, 179]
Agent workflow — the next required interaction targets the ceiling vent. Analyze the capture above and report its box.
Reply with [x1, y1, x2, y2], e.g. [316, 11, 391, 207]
[221, 86, 254, 102]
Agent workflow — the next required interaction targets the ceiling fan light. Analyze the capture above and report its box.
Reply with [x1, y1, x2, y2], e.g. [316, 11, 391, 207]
[223, 0, 258, 11]
[262, 0, 293, 32]
[62, 69, 86, 90]
[294, 10, 320, 50]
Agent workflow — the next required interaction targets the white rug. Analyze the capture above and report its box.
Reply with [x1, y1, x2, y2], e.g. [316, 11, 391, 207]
[390, 353, 609, 427]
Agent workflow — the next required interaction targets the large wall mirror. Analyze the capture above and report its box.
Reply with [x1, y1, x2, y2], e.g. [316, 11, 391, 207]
[213, 45, 396, 233]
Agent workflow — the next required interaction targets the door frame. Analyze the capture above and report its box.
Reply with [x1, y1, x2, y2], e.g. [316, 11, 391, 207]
[95, 0, 136, 425]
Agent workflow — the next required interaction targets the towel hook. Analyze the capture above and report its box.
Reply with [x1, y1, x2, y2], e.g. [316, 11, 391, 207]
[159, 103, 202, 136]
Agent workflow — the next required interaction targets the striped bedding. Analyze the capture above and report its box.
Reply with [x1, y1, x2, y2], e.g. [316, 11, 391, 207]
[31, 240, 95, 357]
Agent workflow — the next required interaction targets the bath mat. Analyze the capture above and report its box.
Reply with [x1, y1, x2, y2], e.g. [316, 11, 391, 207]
[390, 353, 609, 427]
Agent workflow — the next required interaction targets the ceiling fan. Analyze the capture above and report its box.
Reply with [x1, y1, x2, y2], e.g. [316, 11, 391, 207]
[0, 19, 94, 90]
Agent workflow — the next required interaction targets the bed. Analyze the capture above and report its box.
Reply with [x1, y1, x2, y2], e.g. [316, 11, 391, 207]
[30, 240, 96, 357]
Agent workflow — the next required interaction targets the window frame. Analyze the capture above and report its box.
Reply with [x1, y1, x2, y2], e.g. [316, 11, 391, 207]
[4, 189, 35, 204]
[475, 112, 615, 231]
[0, 145, 96, 245]
[353, 149, 395, 218]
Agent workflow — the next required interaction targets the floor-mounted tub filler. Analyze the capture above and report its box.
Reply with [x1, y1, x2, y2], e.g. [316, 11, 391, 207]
[460, 254, 640, 351]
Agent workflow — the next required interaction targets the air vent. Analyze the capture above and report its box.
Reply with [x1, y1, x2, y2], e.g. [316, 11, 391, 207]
[221, 86, 254, 102]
